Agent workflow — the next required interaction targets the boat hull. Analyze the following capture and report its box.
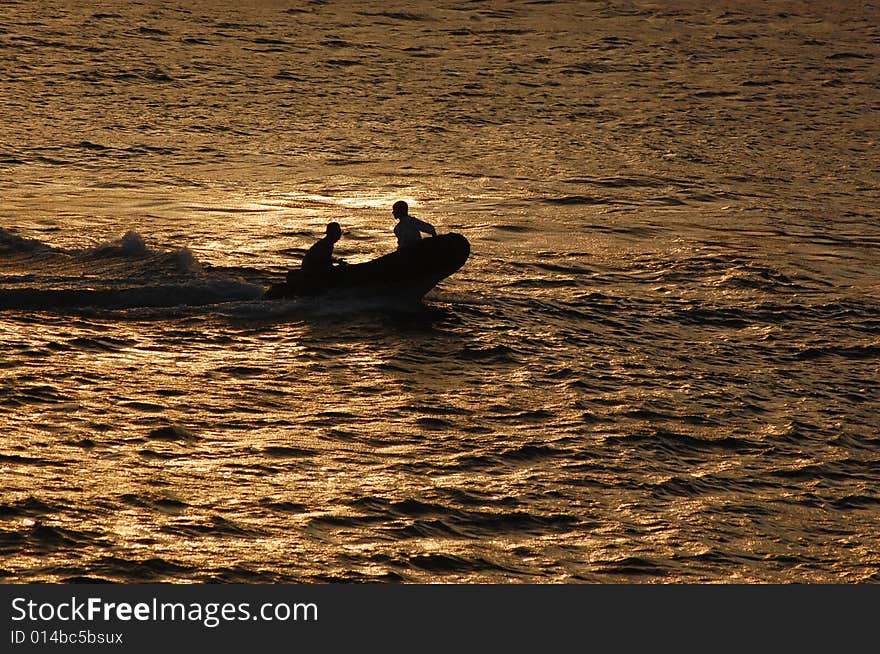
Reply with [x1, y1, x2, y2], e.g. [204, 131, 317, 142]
[263, 232, 470, 303]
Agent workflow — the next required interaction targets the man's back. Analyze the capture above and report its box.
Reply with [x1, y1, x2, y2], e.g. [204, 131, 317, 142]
[301, 237, 334, 275]
[394, 214, 436, 250]
[298, 222, 343, 293]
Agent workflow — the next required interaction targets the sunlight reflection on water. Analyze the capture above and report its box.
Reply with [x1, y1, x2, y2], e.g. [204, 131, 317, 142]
[1, 0, 879, 583]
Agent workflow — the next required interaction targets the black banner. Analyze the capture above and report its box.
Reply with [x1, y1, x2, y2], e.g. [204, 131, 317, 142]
[1, 584, 876, 651]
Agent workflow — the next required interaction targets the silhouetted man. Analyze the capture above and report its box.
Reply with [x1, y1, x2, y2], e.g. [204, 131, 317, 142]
[296, 221, 343, 292]
[392, 200, 436, 250]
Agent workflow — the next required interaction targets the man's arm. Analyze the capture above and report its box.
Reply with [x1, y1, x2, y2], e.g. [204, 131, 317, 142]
[412, 216, 437, 237]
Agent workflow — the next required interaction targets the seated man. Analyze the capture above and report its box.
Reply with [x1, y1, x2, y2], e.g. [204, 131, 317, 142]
[293, 221, 344, 292]
[392, 200, 436, 250]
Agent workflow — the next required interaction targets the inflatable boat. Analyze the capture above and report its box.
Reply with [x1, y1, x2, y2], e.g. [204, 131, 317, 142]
[263, 233, 470, 303]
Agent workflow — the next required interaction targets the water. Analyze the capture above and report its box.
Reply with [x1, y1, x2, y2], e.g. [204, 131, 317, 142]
[1, 0, 878, 583]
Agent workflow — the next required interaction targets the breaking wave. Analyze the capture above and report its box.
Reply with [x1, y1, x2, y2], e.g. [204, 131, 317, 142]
[0, 228, 265, 311]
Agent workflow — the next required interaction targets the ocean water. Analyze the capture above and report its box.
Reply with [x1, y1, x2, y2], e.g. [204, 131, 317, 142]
[1, 0, 878, 583]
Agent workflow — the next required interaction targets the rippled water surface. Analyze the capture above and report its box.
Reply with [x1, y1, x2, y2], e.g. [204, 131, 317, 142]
[1, 0, 879, 583]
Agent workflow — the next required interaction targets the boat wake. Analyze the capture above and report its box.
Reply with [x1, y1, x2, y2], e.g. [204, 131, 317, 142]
[0, 228, 467, 319]
[0, 228, 265, 312]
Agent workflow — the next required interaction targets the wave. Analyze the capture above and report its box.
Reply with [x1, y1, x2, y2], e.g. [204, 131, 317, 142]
[0, 281, 263, 311]
[0, 227, 52, 254]
[2, 228, 174, 261]
[0, 229, 265, 311]
[83, 230, 152, 258]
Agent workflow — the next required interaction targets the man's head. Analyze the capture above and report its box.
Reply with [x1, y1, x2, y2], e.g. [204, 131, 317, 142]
[392, 200, 409, 219]
[325, 222, 342, 242]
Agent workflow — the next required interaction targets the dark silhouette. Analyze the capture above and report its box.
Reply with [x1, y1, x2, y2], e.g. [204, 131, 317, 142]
[291, 222, 344, 293]
[263, 212, 469, 302]
[392, 200, 436, 250]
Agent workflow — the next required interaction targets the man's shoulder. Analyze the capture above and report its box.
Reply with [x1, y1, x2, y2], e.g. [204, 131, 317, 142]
[305, 238, 330, 258]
